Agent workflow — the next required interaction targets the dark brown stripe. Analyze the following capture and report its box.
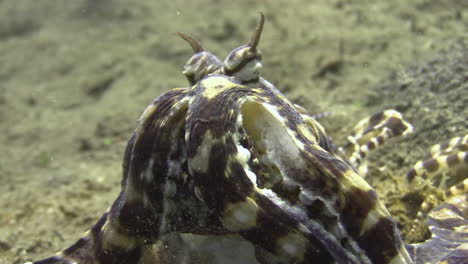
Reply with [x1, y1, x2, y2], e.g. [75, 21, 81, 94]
[223, 46, 261, 76]
[341, 188, 377, 238]
[240, 209, 290, 252]
[246, 194, 334, 263]
[447, 153, 460, 167]
[305, 146, 350, 179]
[406, 168, 417, 182]
[423, 158, 440, 173]
[368, 111, 385, 129]
[359, 150, 366, 158]
[224, 54, 259, 75]
[357, 217, 401, 264]
[304, 198, 339, 232]
[455, 181, 465, 190]
[185, 73, 196, 85]
[439, 141, 450, 153]
[93, 209, 145, 264]
[130, 91, 187, 191]
[299, 167, 340, 199]
[376, 135, 385, 145]
[191, 143, 229, 212]
[385, 116, 408, 136]
[117, 199, 161, 237]
[367, 141, 376, 151]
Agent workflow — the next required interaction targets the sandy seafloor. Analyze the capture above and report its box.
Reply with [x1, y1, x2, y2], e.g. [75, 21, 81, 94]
[0, 0, 466, 263]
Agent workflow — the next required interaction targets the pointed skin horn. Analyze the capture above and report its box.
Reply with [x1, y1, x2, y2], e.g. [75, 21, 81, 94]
[249, 12, 265, 51]
[177, 32, 204, 53]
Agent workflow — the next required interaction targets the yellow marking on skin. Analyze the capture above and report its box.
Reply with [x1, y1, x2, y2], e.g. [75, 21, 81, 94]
[340, 169, 374, 193]
[200, 76, 239, 99]
[276, 232, 307, 261]
[133, 96, 189, 154]
[360, 207, 388, 236]
[189, 130, 214, 174]
[351, 170, 393, 235]
[302, 115, 327, 138]
[250, 88, 263, 95]
[297, 123, 319, 144]
[223, 197, 258, 231]
[138, 104, 157, 123]
[137, 89, 188, 124]
[243, 95, 394, 244]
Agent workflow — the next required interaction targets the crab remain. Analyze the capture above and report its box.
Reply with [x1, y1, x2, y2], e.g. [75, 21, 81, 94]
[30, 14, 467, 264]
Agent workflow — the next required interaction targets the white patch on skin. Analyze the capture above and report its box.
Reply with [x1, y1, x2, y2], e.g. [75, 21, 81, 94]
[370, 137, 380, 147]
[237, 144, 251, 163]
[260, 188, 308, 222]
[142, 159, 155, 182]
[245, 101, 306, 186]
[223, 198, 258, 232]
[261, 102, 306, 154]
[189, 130, 214, 174]
[245, 170, 257, 185]
[298, 224, 310, 234]
[233, 112, 259, 186]
[236, 140, 257, 185]
[233, 60, 262, 82]
[259, 78, 284, 95]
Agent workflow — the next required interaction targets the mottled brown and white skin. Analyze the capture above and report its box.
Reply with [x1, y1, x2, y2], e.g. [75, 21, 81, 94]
[30, 14, 467, 264]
